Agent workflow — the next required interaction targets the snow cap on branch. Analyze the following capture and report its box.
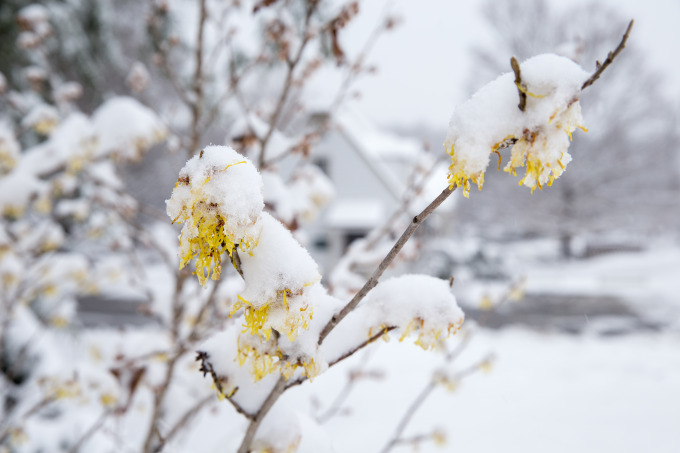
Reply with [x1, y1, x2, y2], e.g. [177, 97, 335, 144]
[328, 275, 464, 354]
[445, 54, 589, 197]
[93, 96, 167, 161]
[166, 145, 264, 285]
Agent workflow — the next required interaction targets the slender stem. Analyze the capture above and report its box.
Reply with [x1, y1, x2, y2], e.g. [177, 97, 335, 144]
[363, 155, 445, 251]
[258, 2, 318, 168]
[328, 326, 396, 369]
[285, 326, 396, 390]
[142, 352, 183, 453]
[581, 20, 633, 91]
[317, 348, 378, 424]
[318, 186, 456, 345]
[379, 357, 491, 453]
[68, 410, 111, 453]
[158, 395, 212, 450]
[379, 381, 436, 453]
[189, 0, 208, 157]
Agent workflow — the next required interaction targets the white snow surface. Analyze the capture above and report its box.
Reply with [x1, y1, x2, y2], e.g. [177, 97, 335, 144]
[199, 325, 280, 414]
[253, 404, 334, 453]
[325, 275, 464, 356]
[92, 96, 167, 161]
[0, 121, 20, 172]
[239, 212, 321, 306]
[305, 328, 680, 453]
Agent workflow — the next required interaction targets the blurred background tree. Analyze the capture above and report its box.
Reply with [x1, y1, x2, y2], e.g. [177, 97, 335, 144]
[457, 0, 680, 257]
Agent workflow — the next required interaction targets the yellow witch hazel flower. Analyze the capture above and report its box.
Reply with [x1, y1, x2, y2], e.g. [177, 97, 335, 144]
[166, 146, 264, 285]
[234, 331, 321, 382]
[444, 54, 589, 197]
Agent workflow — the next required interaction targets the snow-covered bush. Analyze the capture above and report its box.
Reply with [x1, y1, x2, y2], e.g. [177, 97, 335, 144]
[0, 1, 631, 452]
[175, 33, 627, 448]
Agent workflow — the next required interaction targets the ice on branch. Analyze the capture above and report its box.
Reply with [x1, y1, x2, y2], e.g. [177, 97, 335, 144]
[445, 54, 589, 197]
[327, 275, 464, 354]
[167, 146, 264, 285]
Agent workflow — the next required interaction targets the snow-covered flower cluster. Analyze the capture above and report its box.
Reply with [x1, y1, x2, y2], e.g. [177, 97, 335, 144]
[331, 275, 464, 351]
[173, 147, 465, 393]
[166, 146, 264, 285]
[445, 54, 589, 197]
[169, 146, 332, 383]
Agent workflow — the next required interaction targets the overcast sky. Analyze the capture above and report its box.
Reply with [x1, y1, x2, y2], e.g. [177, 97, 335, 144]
[336, 0, 680, 132]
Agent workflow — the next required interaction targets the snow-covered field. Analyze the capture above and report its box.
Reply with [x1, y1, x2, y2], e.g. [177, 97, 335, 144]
[296, 328, 680, 453]
[85, 244, 678, 453]
[281, 245, 680, 452]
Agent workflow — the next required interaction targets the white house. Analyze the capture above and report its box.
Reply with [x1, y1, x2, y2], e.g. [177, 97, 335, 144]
[306, 107, 454, 272]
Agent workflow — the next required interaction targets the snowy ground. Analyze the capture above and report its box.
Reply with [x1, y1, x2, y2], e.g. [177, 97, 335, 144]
[295, 328, 680, 453]
[287, 244, 680, 452]
[76, 243, 680, 452]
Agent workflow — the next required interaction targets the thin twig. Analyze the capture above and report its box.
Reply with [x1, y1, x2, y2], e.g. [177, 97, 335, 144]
[316, 349, 376, 424]
[157, 395, 213, 451]
[258, 2, 319, 168]
[328, 326, 396, 369]
[236, 376, 287, 453]
[379, 356, 492, 453]
[327, 0, 396, 117]
[318, 186, 456, 345]
[142, 352, 184, 453]
[0, 396, 55, 444]
[510, 56, 526, 112]
[196, 352, 255, 420]
[189, 0, 208, 157]
[68, 410, 111, 453]
[379, 381, 436, 453]
[285, 326, 396, 390]
[581, 20, 634, 90]
[363, 154, 445, 251]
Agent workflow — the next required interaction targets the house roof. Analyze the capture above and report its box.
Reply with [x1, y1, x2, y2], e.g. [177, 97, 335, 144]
[334, 106, 422, 160]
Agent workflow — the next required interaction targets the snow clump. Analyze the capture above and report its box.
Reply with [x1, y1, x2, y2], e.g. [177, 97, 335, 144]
[166, 145, 264, 285]
[445, 53, 589, 197]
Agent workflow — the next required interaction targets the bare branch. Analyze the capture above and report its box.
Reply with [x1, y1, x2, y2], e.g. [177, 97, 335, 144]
[581, 19, 634, 90]
[195, 352, 254, 420]
[158, 395, 213, 450]
[316, 350, 379, 424]
[379, 355, 493, 453]
[379, 381, 436, 453]
[328, 326, 396, 369]
[236, 377, 287, 453]
[284, 326, 396, 391]
[258, 2, 319, 168]
[318, 186, 456, 345]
